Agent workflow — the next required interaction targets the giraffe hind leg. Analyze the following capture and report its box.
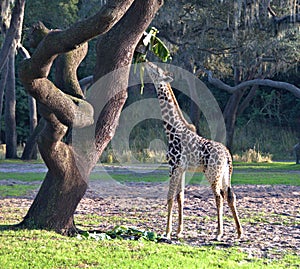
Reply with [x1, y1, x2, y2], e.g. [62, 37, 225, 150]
[214, 189, 224, 241]
[227, 186, 243, 239]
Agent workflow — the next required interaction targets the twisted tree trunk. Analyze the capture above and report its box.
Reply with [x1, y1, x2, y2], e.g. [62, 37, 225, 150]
[18, 0, 163, 235]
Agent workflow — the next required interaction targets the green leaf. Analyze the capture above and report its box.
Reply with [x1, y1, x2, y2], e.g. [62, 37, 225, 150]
[150, 36, 171, 62]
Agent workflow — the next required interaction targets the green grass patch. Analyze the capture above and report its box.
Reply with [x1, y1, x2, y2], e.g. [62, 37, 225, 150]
[0, 184, 39, 197]
[231, 172, 300, 185]
[0, 229, 298, 269]
[89, 162, 300, 186]
[1, 161, 299, 186]
[0, 172, 45, 182]
[75, 213, 138, 229]
[233, 161, 300, 171]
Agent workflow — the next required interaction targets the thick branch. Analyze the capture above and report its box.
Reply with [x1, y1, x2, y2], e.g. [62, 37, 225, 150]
[203, 69, 300, 98]
[19, 0, 135, 129]
[89, 0, 163, 165]
[267, 0, 300, 32]
[29, 78, 93, 128]
[55, 43, 88, 98]
[20, 0, 135, 80]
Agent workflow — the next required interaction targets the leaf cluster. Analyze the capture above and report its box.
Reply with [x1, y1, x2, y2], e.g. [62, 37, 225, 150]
[133, 27, 171, 93]
[77, 225, 168, 243]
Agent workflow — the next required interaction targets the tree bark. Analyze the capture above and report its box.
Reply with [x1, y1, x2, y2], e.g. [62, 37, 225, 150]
[5, 50, 17, 158]
[21, 97, 39, 160]
[18, 0, 163, 235]
[0, 62, 8, 143]
[17, 43, 39, 160]
[92, 0, 163, 164]
[0, 0, 25, 149]
[223, 89, 245, 150]
[0, 0, 25, 73]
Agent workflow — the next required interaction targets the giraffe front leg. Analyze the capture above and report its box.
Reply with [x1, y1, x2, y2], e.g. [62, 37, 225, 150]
[166, 167, 184, 239]
[176, 171, 185, 238]
[166, 198, 174, 239]
[176, 190, 184, 238]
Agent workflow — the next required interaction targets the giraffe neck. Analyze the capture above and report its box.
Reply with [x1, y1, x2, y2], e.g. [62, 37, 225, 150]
[156, 82, 196, 133]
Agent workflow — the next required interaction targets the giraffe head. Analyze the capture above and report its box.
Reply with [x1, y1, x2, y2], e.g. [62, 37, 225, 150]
[145, 62, 173, 84]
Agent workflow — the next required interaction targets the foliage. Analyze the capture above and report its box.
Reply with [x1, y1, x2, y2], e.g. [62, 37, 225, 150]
[152, 0, 300, 148]
[233, 148, 273, 163]
[134, 26, 171, 64]
[77, 225, 162, 242]
[233, 121, 298, 159]
[1, 0, 300, 159]
[24, 0, 79, 29]
[133, 26, 171, 93]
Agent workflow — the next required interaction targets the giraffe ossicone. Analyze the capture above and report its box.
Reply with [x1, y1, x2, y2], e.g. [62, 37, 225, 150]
[145, 62, 243, 241]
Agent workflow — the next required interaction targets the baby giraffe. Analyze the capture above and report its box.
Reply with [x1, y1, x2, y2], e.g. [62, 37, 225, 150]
[145, 62, 243, 241]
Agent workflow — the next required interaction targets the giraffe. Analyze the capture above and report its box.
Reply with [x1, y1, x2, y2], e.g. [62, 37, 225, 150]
[145, 62, 243, 241]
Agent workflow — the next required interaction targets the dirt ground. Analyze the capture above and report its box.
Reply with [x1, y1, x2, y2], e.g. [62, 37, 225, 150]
[0, 163, 299, 260]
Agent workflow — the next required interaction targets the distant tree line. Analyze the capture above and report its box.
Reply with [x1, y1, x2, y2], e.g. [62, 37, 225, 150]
[0, 0, 300, 159]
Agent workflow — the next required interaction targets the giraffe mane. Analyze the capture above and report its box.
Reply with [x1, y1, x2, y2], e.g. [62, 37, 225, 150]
[165, 83, 197, 133]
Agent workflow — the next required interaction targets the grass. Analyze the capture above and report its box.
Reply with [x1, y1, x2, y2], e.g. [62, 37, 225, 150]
[0, 162, 299, 198]
[0, 228, 299, 269]
[231, 162, 300, 185]
[0, 161, 299, 268]
[0, 172, 45, 182]
[0, 184, 39, 197]
[233, 161, 300, 171]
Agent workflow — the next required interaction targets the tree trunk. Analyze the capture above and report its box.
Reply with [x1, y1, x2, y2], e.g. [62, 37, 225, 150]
[223, 90, 244, 150]
[0, 0, 25, 73]
[92, 0, 163, 161]
[0, 62, 8, 143]
[5, 50, 17, 158]
[21, 97, 39, 160]
[18, 0, 163, 235]
[22, 118, 88, 235]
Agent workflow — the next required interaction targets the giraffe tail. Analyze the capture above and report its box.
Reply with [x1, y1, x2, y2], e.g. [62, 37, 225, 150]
[227, 186, 234, 202]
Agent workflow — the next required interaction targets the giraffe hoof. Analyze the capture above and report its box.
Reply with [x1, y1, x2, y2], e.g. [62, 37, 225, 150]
[176, 232, 183, 239]
[215, 234, 223, 241]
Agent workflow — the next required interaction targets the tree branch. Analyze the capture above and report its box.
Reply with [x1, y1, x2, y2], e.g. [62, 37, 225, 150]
[17, 43, 31, 59]
[267, 0, 300, 32]
[199, 68, 300, 98]
[19, 0, 135, 129]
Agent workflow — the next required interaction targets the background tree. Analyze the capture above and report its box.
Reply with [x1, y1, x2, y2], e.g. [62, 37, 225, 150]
[18, 0, 163, 235]
[153, 0, 300, 151]
[0, 0, 25, 158]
